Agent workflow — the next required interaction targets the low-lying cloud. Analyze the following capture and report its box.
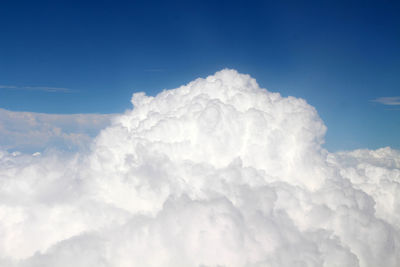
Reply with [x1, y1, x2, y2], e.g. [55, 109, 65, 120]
[0, 108, 115, 153]
[0, 70, 399, 267]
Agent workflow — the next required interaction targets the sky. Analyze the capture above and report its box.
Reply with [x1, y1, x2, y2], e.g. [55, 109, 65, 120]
[1, 3, 400, 264]
[0, 0, 399, 152]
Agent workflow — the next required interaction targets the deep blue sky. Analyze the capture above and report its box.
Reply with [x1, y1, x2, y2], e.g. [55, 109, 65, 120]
[0, 0, 399, 151]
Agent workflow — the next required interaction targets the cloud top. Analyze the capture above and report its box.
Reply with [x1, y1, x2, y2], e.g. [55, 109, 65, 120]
[0, 69, 399, 267]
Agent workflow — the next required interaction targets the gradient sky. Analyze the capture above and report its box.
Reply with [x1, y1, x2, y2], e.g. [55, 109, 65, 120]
[0, 0, 399, 151]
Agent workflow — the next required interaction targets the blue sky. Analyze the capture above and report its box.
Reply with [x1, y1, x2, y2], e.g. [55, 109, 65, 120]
[0, 0, 399, 151]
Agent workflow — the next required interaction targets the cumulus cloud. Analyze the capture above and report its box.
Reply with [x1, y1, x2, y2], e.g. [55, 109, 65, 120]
[0, 108, 115, 152]
[0, 69, 399, 267]
[372, 96, 400, 106]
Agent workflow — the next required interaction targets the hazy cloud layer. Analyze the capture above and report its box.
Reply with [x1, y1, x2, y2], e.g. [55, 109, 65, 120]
[0, 70, 399, 267]
[0, 108, 115, 152]
[372, 96, 400, 106]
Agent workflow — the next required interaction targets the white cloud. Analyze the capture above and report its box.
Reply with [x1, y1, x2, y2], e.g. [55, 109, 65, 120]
[372, 96, 400, 106]
[0, 108, 115, 152]
[0, 70, 399, 267]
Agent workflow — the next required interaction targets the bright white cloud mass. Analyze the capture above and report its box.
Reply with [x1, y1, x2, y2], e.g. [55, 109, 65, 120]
[0, 69, 399, 267]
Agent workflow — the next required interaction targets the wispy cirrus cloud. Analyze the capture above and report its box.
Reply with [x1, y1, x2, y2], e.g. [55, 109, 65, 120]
[372, 96, 400, 106]
[0, 84, 73, 93]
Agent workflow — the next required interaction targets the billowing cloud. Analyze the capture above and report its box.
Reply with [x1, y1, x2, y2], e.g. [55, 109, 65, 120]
[0, 70, 399, 267]
[0, 108, 115, 152]
[372, 96, 400, 106]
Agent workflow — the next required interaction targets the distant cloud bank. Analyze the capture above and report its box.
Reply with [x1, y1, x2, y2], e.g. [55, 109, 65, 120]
[0, 108, 115, 152]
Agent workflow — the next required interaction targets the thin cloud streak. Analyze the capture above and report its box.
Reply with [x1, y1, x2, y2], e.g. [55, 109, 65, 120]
[143, 68, 165, 72]
[372, 96, 400, 106]
[0, 84, 73, 93]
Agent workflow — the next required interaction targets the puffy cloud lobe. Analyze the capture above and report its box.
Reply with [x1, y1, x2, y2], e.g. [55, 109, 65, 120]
[0, 69, 399, 266]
